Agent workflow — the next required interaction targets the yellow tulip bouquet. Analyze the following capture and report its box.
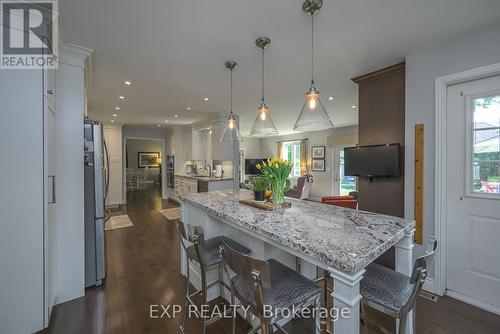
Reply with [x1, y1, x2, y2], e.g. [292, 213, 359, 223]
[256, 157, 293, 206]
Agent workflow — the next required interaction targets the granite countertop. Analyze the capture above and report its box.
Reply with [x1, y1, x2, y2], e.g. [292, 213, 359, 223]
[180, 189, 415, 273]
[175, 174, 233, 182]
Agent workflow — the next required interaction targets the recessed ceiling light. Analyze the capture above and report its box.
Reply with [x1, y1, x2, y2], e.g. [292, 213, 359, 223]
[124, 81, 132, 86]
[186, 107, 191, 110]
[174, 114, 179, 118]
[328, 96, 334, 101]
[112, 114, 117, 117]
[164, 120, 169, 123]
[110, 120, 115, 123]
[119, 96, 125, 100]
[157, 124, 161, 127]
[203, 97, 209, 101]
[351, 105, 357, 109]
[114, 106, 120, 110]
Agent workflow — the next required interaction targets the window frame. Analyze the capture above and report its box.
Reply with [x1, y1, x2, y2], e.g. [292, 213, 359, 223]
[465, 91, 500, 199]
[281, 140, 301, 178]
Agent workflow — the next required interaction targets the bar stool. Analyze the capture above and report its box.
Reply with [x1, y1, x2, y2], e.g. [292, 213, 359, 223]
[360, 239, 438, 334]
[221, 241, 322, 334]
[177, 221, 251, 334]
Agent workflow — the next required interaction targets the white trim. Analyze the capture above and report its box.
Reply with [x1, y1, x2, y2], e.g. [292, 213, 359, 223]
[422, 278, 436, 294]
[434, 62, 500, 297]
[446, 290, 500, 316]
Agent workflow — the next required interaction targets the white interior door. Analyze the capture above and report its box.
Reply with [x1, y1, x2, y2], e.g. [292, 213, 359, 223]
[446, 75, 500, 314]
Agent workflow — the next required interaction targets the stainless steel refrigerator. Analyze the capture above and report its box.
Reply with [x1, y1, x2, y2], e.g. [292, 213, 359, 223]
[84, 121, 110, 287]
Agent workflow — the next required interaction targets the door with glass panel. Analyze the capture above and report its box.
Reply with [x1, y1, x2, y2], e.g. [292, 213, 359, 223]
[446, 75, 500, 313]
[333, 145, 357, 196]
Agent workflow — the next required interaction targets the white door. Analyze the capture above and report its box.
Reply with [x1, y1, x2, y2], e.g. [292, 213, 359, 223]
[332, 145, 357, 196]
[446, 75, 500, 314]
[44, 100, 57, 325]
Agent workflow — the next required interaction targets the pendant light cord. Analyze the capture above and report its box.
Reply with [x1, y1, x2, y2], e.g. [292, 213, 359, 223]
[230, 68, 233, 114]
[261, 47, 265, 102]
[311, 13, 314, 85]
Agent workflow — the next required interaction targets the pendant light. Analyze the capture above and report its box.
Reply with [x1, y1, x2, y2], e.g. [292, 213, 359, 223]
[250, 37, 278, 136]
[294, 0, 334, 132]
[220, 61, 243, 143]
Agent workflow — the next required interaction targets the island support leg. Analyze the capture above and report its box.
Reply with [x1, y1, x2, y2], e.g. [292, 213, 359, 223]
[328, 268, 365, 334]
[395, 229, 416, 334]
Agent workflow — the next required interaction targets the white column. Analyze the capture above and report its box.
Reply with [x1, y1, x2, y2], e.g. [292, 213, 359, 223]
[328, 268, 365, 334]
[395, 228, 416, 334]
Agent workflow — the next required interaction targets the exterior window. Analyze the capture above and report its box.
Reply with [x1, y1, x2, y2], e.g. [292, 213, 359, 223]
[281, 141, 301, 178]
[470, 95, 500, 195]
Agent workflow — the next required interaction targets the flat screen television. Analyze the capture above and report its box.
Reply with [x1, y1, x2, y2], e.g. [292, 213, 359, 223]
[245, 158, 267, 175]
[344, 144, 401, 177]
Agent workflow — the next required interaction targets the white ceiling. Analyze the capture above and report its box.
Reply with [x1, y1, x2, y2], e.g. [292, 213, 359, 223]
[60, 0, 500, 136]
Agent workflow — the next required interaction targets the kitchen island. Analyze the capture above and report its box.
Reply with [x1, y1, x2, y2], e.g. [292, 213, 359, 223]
[180, 190, 416, 334]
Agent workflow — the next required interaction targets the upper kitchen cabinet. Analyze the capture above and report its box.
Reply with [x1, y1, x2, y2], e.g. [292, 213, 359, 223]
[192, 128, 211, 161]
[210, 122, 234, 160]
[183, 131, 193, 160]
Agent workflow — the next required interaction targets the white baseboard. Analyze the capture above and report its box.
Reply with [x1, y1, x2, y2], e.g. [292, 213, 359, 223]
[446, 290, 500, 316]
[422, 278, 437, 294]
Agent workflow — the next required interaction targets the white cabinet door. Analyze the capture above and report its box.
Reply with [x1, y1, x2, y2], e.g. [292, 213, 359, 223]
[183, 131, 192, 161]
[104, 126, 123, 206]
[44, 96, 57, 326]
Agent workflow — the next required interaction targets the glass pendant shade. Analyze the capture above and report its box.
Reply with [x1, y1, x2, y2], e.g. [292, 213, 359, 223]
[250, 102, 278, 136]
[294, 83, 333, 131]
[294, 3, 334, 132]
[220, 60, 242, 143]
[220, 113, 242, 143]
[250, 37, 278, 137]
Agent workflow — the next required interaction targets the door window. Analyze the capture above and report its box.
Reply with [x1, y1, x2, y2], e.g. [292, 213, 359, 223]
[468, 94, 500, 196]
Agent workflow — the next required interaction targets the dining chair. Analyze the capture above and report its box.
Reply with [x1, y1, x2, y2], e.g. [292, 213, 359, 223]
[220, 241, 322, 334]
[177, 221, 251, 334]
[360, 239, 438, 334]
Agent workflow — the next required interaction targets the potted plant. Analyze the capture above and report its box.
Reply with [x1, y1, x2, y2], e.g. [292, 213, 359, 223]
[249, 176, 269, 201]
[256, 157, 292, 206]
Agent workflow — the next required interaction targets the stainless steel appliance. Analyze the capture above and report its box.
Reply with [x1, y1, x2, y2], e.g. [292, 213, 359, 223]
[166, 155, 175, 188]
[84, 121, 110, 287]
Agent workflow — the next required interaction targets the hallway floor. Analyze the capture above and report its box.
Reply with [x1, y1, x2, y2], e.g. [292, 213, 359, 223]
[43, 188, 500, 334]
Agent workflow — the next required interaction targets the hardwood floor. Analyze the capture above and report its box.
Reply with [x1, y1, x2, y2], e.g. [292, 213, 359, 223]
[43, 188, 500, 334]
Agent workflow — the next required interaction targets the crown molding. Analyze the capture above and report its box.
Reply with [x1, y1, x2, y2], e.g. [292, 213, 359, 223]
[351, 62, 405, 84]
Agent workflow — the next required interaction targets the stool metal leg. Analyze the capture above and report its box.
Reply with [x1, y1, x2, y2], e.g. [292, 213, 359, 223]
[201, 266, 207, 334]
[180, 256, 190, 333]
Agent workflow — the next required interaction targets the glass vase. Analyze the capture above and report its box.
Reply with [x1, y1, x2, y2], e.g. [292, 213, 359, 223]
[271, 180, 286, 206]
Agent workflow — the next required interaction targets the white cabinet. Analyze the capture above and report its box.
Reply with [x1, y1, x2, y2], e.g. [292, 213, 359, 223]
[192, 129, 211, 161]
[174, 176, 198, 197]
[1, 67, 57, 332]
[104, 126, 123, 206]
[183, 131, 193, 160]
[210, 123, 234, 160]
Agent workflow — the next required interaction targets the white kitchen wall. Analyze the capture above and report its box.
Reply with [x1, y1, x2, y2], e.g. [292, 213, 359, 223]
[240, 137, 263, 158]
[259, 126, 358, 201]
[405, 24, 500, 266]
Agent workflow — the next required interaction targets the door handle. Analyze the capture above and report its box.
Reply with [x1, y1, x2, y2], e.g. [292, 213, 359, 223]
[49, 175, 56, 204]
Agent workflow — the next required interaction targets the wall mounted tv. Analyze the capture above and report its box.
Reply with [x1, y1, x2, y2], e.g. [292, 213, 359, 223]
[344, 144, 401, 178]
[245, 159, 268, 175]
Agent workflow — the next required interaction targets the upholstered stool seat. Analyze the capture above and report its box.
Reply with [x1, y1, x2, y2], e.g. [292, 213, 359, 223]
[221, 242, 322, 334]
[232, 258, 321, 316]
[177, 222, 251, 334]
[360, 239, 438, 334]
[360, 263, 414, 313]
[187, 236, 250, 267]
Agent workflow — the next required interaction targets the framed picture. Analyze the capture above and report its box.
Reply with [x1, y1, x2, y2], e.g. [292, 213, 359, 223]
[138, 152, 160, 168]
[311, 159, 325, 172]
[311, 146, 325, 159]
